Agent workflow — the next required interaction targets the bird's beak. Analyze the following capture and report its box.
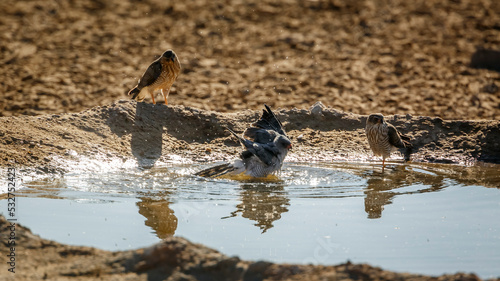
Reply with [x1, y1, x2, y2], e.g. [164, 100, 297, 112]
[287, 144, 292, 150]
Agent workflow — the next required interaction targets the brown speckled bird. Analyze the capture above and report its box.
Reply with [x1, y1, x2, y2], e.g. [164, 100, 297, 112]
[365, 113, 412, 172]
[128, 50, 181, 105]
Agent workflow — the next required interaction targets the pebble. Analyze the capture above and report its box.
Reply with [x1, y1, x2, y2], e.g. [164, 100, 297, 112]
[310, 101, 326, 116]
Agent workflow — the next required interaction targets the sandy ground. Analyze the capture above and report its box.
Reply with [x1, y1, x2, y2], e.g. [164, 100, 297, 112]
[1, 0, 500, 280]
[0, 0, 499, 120]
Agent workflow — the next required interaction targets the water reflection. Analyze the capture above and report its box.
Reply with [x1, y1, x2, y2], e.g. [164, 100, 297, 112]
[12, 161, 500, 239]
[329, 161, 500, 219]
[362, 165, 447, 219]
[136, 194, 178, 238]
[223, 182, 290, 233]
[437, 163, 500, 189]
[12, 177, 67, 200]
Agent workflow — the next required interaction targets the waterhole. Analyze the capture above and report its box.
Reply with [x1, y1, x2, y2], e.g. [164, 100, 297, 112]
[2, 161, 499, 278]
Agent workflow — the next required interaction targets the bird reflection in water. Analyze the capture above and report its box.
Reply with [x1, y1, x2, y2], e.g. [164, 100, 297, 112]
[363, 164, 446, 219]
[137, 195, 178, 239]
[223, 182, 290, 233]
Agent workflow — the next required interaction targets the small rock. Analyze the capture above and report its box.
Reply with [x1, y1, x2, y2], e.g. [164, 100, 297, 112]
[481, 82, 499, 94]
[310, 101, 326, 116]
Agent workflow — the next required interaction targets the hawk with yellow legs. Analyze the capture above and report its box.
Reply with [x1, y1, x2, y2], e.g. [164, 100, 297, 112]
[365, 113, 412, 172]
[128, 50, 181, 105]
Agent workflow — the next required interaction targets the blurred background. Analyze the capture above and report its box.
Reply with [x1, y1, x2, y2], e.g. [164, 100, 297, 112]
[1, 0, 499, 119]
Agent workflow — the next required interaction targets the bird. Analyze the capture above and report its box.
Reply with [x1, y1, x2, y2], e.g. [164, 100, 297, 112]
[195, 105, 292, 178]
[365, 113, 412, 172]
[128, 49, 181, 105]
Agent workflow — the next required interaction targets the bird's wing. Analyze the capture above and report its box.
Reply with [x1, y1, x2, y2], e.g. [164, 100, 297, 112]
[387, 124, 407, 149]
[227, 127, 250, 147]
[247, 142, 279, 166]
[244, 105, 287, 141]
[137, 59, 162, 89]
[228, 128, 277, 166]
[243, 127, 278, 144]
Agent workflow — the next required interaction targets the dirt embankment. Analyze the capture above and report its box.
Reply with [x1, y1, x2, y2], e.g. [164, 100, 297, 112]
[0, 100, 499, 174]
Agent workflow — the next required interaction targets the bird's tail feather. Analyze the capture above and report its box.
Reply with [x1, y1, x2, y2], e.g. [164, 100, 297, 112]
[400, 135, 413, 162]
[195, 163, 236, 178]
[400, 135, 412, 146]
[128, 87, 141, 99]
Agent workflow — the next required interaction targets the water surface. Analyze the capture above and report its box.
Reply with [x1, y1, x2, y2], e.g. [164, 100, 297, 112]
[1, 161, 499, 278]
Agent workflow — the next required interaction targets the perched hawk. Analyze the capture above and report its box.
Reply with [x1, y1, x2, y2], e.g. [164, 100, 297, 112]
[195, 105, 292, 178]
[128, 50, 181, 105]
[365, 113, 412, 172]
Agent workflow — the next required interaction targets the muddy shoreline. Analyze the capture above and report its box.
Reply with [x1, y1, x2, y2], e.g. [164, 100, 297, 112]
[1, 100, 499, 174]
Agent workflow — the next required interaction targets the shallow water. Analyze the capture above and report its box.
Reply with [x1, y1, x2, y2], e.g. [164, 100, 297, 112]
[2, 161, 500, 278]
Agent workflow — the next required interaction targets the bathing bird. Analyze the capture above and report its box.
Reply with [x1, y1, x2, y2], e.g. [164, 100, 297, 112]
[365, 113, 412, 172]
[128, 49, 181, 105]
[195, 105, 292, 178]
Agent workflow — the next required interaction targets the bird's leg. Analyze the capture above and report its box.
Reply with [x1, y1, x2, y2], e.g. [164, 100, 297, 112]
[150, 91, 156, 105]
[161, 88, 170, 105]
[382, 158, 386, 173]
